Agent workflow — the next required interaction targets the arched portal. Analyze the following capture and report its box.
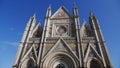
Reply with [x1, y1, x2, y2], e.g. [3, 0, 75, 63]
[42, 52, 78, 68]
[27, 58, 35, 68]
[87, 58, 103, 68]
[90, 60, 101, 68]
[20, 57, 36, 68]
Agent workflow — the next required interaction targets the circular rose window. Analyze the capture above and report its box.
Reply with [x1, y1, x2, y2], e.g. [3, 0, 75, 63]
[57, 26, 67, 35]
[55, 63, 65, 68]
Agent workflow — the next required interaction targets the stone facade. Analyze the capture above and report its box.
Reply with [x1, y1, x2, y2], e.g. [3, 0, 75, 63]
[13, 5, 113, 68]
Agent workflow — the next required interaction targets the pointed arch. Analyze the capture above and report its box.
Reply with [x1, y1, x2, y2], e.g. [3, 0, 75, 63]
[43, 38, 78, 60]
[87, 58, 103, 68]
[42, 52, 79, 68]
[20, 57, 36, 68]
[31, 23, 42, 38]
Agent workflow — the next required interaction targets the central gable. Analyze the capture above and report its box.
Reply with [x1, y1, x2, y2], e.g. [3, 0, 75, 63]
[51, 6, 72, 19]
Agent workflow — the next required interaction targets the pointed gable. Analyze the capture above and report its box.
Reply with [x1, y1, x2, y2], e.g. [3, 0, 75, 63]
[43, 38, 78, 59]
[84, 43, 102, 62]
[51, 6, 71, 19]
[31, 23, 42, 38]
[81, 22, 88, 37]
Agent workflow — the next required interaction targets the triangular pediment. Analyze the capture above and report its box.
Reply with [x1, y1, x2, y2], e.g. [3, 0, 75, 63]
[84, 43, 102, 62]
[51, 6, 72, 18]
[20, 44, 38, 63]
[31, 23, 42, 38]
[51, 38, 70, 51]
[42, 38, 78, 60]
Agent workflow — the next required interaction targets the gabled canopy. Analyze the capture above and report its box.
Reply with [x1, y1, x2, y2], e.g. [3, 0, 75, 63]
[42, 38, 78, 61]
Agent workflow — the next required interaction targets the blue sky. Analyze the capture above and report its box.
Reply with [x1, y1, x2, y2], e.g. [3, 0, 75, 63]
[0, 0, 120, 68]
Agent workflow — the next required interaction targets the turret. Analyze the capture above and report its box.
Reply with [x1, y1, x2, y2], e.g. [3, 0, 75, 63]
[21, 13, 36, 42]
[44, 5, 51, 37]
[37, 5, 51, 67]
[21, 13, 36, 56]
[73, 4, 79, 17]
[89, 12, 113, 68]
[46, 5, 51, 18]
[73, 4, 84, 67]
[13, 14, 36, 68]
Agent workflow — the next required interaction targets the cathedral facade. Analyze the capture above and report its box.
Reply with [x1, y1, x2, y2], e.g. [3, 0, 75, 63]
[13, 5, 113, 68]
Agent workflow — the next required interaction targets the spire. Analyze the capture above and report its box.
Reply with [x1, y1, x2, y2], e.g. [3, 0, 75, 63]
[73, 2, 77, 9]
[89, 11, 94, 17]
[81, 19, 87, 29]
[48, 4, 51, 10]
[13, 13, 37, 67]
[33, 13, 36, 20]
[33, 13, 36, 18]
[46, 5, 51, 17]
[32, 13, 36, 24]
[30, 13, 36, 31]
[89, 11, 97, 20]
[37, 21, 42, 28]
[73, 4, 78, 17]
[89, 11, 113, 67]
[27, 13, 36, 26]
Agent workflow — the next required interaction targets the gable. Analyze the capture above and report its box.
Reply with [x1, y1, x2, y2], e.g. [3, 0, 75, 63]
[42, 38, 78, 60]
[84, 43, 102, 62]
[51, 6, 71, 19]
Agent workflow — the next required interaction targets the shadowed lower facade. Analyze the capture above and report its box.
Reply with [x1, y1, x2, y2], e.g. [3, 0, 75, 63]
[13, 5, 113, 68]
